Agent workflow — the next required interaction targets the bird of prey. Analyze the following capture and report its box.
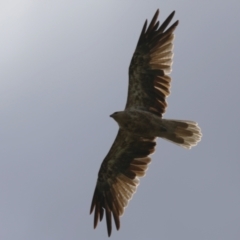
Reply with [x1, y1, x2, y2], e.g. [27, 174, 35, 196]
[90, 9, 202, 237]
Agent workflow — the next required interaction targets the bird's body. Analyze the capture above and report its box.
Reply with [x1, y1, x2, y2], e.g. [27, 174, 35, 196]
[90, 9, 202, 236]
[111, 109, 201, 148]
[111, 109, 162, 138]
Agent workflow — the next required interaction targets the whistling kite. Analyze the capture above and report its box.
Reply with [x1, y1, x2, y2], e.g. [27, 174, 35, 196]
[90, 9, 202, 237]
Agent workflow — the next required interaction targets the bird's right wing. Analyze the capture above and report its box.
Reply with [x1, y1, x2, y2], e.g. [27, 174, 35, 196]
[90, 129, 156, 236]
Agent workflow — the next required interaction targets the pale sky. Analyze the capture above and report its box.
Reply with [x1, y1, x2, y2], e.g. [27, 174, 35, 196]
[1, 1, 240, 240]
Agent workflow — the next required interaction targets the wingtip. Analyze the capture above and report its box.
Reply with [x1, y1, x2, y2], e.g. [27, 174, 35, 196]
[90, 204, 94, 215]
[171, 11, 179, 25]
[107, 221, 112, 237]
[169, 10, 175, 17]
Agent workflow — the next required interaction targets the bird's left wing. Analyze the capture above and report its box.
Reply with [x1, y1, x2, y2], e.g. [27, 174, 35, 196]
[126, 10, 178, 117]
[90, 130, 156, 236]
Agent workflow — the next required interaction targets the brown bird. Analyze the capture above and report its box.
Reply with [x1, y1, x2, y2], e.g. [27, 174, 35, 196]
[90, 9, 202, 237]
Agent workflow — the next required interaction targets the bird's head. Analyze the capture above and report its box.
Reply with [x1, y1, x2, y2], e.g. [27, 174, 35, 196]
[110, 111, 130, 129]
[110, 111, 127, 124]
[110, 111, 120, 120]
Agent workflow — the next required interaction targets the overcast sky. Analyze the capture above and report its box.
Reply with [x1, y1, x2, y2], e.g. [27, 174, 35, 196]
[1, 1, 240, 240]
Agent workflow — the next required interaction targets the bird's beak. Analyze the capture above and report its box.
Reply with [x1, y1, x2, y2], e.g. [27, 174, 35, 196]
[109, 114, 113, 118]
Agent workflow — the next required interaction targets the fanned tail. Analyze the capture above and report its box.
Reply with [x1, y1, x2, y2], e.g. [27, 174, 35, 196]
[159, 119, 202, 149]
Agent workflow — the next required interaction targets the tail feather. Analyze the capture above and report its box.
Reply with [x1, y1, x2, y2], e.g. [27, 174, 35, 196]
[160, 119, 202, 149]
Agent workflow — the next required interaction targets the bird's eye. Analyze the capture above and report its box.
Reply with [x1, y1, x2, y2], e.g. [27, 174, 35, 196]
[113, 112, 118, 115]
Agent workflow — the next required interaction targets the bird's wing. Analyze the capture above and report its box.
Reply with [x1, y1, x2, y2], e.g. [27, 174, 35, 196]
[126, 9, 178, 117]
[90, 130, 156, 236]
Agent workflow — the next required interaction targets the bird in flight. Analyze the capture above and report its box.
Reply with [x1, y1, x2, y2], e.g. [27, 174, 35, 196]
[90, 9, 202, 237]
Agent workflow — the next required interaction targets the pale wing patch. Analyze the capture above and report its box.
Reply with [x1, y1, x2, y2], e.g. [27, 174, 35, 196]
[150, 35, 175, 75]
[110, 156, 151, 217]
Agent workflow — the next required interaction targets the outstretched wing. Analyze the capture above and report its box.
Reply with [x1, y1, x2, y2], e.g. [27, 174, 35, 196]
[90, 130, 156, 236]
[126, 9, 178, 117]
